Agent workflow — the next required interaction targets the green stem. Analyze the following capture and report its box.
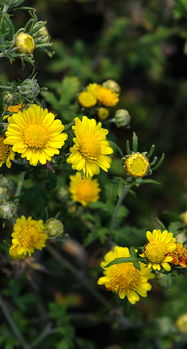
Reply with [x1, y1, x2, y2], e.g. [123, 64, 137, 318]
[0, 295, 30, 349]
[30, 324, 59, 349]
[15, 171, 26, 198]
[48, 245, 111, 311]
[109, 184, 130, 234]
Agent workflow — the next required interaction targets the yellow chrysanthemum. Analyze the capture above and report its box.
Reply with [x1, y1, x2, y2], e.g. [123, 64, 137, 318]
[7, 104, 24, 113]
[4, 104, 68, 166]
[141, 230, 177, 271]
[125, 152, 149, 177]
[97, 107, 109, 120]
[0, 135, 15, 168]
[69, 172, 100, 206]
[168, 242, 187, 268]
[181, 211, 187, 225]
[67, 116, 113, 177]
[16, 32, 35, 54]
[78, 91, 97, 108]
[98, 246, 154, 304]
[86, 83, 101, 96]
[9, 216, 47, 259]
[96, 86, 119, 107]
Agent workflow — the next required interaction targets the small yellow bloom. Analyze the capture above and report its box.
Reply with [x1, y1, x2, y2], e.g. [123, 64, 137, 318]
[141, 230, 176, 271]
[5, 104, 68, 166]
[67, 116, 113, 177]
[9, 216, 47, 259]
[98, 246, 154, 304]
[15, 32, 35, 54]
[7, 104, 24, 113]
[86, 83, 101, 96]
[96, 86, 119, 107]
[125, 152, 149, 177]
[97, 107, 109, 120]
[176, 314, 187, 333]
[168, 242, 187, 267]
[78, 91, 97, 108]
[0, 135, 15, 168]
[69, 172, 100, 206]
[181, 211, 187, 225]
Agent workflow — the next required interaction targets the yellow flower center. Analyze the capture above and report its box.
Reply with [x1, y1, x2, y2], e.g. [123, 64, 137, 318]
[80, 135, 100, 160]
[125, 153, 149, 177]
[0, 136, 9, 162]
[23, 125, 49, 149]
[18, 225, 41, 249]
[107, 263, 140, 292]
[144, 241, 166, 263]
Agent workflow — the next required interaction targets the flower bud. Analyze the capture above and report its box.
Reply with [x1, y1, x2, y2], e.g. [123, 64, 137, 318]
[18, 79, 40, 99]
[57, 187, 68, 201]
[45, 218, 64, 239]
[114, 109, 131, 127]
[103, 80, 120, 94]
[0, 202, 17, 219]
[15, 32, 35, 54]
[0, 175, 14, 192]
[3, 91, 21, 105]
[35, 24, 50, 44]
[176, 314, 187, 333]
[181, 211, 187, 225]
[0, 187, 9, 201]
[97, 107, 109, 120]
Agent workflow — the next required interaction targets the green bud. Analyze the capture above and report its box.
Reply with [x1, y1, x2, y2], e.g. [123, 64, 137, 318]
[0, 202, 17, 219]
[0, 175, 14, 192]
[3, 91, 21, 105]
[18, 79, 40, 100]
[45, 218, 64, 239]
[34, 23, 50, 44]
[103, 80, 120, 94]
[57, 187, 68, 201]
[0, 187, 10, 201]
[114, 109, 131, 127]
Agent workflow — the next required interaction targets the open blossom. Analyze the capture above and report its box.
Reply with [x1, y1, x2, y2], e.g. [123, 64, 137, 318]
[9, 216, 47, 259]
[0, 135, 15, 168]
[125, 152, 149, 177]
[98, 246, 154, 304]
[5, 104, 68, 166]
[67, 116, 113, 177]
[69, 172, 100, 206]
[141, 229, 176, 271]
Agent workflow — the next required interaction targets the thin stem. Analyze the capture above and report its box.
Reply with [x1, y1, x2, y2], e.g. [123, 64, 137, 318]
[0, 295, 30, 349]
[30, 323, 59, 349]
[48, 245, 111, 311]
[109, 184, 130, 234]
[15, 170, 26, 198]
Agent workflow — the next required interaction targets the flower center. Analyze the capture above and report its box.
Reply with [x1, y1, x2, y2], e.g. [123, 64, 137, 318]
[107, 263, 140, 292]
[0, 136, 9, 161]
[23, 124, 48, 149]
[144, 241, 166, 263]
[76, 181, 96, 202]
[80, 135, 100, 160]
[19, 226, 39, 249]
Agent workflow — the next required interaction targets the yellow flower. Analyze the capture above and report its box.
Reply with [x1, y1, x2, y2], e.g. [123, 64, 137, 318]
[67, 116, 113, 177]
[168, 242, 187, 267]
[15, 32, 35, 54]
[0, 135, 15, 168]
[176, 314, 187, 333]
[181, 211, 187, 225]
[125, 152, 149, 177]
[5, 104, 68, 166]
[9, 216, 47, 259]
[98, 246, 154, 304]
[141, 230, 176, 271]
[69, 172, 100, 206]
[78, 91, 97, 108]
[96, 86, 119, 107]
[97, 107, 109, 120]
[7, 104, 24, 113]
[86, 83, 101, 96]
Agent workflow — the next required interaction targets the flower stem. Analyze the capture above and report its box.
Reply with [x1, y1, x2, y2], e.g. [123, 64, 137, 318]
[109, 184, 130, 234]
[48, 245, 112, 311]
[0, 295, 30, 349]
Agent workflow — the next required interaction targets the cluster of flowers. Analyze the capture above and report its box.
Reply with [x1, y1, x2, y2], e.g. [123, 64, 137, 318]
[98, 230, 187, 304]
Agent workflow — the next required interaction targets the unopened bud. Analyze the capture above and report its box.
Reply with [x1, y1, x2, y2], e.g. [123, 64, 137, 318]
[0, 202, 17, 219]
[114, 109, 131, 127]
[103, 80, 120, 94]
[57, 187, 68, 201]
[36, 24, 50, 44]
[3, 91, 21, 105]
[0, 187, 10, 201]
[97, 107, 109, 120]
[176, 314, 187, 333]
[45, 218, 64, 238]
[181, 211, 187, 225]
[0, 175, 14, 192]
[15, 32, 35, 54]
[18, 79, 40, 99]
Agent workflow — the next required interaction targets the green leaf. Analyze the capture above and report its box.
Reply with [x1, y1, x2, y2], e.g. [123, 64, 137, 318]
[109, 140, 124, 157]
[106, 257, 139, 267]
[132, 132, 138, 152]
